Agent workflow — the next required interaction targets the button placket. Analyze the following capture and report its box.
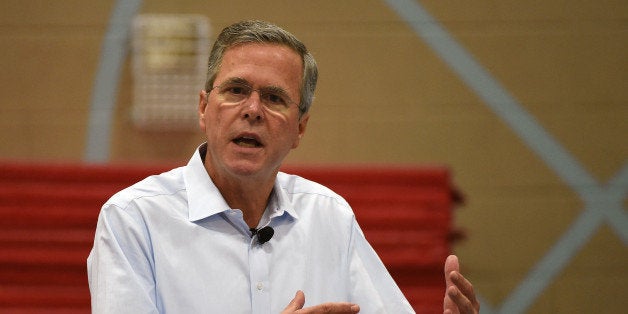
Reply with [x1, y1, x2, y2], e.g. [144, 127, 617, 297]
[249, 239, 271, 313]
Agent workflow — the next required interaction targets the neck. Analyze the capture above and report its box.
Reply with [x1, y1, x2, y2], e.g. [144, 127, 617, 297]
[219, 177, 275, 228]
[199, 145, 279, 227]
[205, 166, 276, 229]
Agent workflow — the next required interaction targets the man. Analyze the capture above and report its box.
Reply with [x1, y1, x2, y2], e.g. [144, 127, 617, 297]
[88, 20, 479, 313]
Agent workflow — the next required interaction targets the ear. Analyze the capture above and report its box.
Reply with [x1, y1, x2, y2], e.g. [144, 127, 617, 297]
[292, 113, 309, 149]
[198, 90, 208, 131]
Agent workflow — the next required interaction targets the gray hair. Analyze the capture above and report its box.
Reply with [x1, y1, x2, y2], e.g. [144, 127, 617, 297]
[204, 20, 318, 117]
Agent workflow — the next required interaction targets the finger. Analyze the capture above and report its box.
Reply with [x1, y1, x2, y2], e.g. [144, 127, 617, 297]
[444, 255, 460, 288]
[282, 290, 306, 313]
[443, 255, 459, 312]
[447, 285, 476, 314]
[297, 302, 360, 314]
[443, 293, 458, 314]
[446, 271, 480, 314]
[443, 291, 457, 313]
[450, 271, 478, 311]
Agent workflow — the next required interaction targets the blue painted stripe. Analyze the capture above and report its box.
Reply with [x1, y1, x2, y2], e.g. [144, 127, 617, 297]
[85, 0, 143, 163]
[383, 0, 596, 193]
[601, 163, 628, 243]
[383, 0, 628, 313]
[499, 209, 602, 313]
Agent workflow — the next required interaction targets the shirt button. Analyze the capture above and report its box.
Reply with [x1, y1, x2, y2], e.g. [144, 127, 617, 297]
[256, 282, 263, 291]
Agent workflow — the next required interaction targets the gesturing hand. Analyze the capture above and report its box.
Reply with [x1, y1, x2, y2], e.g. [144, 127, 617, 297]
[281, 290, 360, 314]
[443, 255, 480, 314]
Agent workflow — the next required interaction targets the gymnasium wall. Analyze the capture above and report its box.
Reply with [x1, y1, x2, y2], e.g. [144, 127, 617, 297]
[1, 1, 626, 313]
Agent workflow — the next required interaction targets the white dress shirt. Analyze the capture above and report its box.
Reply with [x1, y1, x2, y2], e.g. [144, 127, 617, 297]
[87, 144, 415, 313]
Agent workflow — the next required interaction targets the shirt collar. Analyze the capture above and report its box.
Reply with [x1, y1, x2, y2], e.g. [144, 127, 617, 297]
[271, 178, 299, 221]
[184, 144, 231, 222]
[184, 143, 299, 222]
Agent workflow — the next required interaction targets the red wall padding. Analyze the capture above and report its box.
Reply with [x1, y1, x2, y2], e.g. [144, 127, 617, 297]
[0, 162, 462, 313]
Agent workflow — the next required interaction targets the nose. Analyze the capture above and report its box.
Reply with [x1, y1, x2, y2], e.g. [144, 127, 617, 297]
[242, 90, 264, 121]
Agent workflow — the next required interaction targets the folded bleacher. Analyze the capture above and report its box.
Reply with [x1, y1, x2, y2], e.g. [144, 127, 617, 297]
[0, 161, 463, 313]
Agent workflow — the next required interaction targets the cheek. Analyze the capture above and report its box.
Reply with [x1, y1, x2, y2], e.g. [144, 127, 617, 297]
[200, 112, 219, 140]
[205, 115, 224, 138]
[200, 103, 219, 131]
[203, 106, 228, 132]
[276, 121, 303, 149]
[206, 109, 242, 145]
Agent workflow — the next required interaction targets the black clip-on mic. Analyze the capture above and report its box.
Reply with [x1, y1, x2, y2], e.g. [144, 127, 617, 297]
[250, 226, 274, 245]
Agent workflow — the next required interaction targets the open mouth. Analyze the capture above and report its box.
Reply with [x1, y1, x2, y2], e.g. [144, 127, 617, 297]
[233, 136, 263, 148]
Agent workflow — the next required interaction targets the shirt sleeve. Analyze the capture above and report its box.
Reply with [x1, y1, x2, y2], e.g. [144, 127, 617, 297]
[87, 203, 159, 314]
[348, 218, 416, 314]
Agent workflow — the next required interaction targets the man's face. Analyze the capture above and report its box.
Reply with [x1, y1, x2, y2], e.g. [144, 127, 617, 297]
[198, 43, 309, 181]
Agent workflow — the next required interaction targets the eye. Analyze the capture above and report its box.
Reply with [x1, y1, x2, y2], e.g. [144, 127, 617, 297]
[226, 85, 248, 95]
[263, 92, 287, 106]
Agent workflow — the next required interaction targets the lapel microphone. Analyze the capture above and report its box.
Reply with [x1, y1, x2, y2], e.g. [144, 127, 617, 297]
[250, 226, 274, 245]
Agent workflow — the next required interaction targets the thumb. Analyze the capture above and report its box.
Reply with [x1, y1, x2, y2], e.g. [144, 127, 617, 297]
[282, 290, 306, 313]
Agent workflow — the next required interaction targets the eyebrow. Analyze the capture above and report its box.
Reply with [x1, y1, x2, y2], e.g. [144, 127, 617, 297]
[219, 77, 249, 86]
[263, 86, 291, 97]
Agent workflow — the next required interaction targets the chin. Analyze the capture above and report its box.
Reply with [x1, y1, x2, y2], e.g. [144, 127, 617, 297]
[227, 161, 271, 178]
[222, 154, 285, 179]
